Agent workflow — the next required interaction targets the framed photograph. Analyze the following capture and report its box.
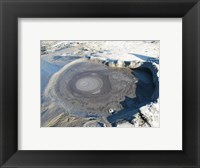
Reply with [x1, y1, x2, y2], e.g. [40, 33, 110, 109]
[0, 0, 199, 167]
[40, 40, 160, 128]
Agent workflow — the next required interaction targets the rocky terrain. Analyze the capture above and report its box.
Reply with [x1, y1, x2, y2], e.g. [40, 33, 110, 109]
[41, 41, 159, 127]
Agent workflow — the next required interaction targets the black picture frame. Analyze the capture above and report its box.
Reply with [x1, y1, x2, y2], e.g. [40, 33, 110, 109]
[0, 0, 200, 167]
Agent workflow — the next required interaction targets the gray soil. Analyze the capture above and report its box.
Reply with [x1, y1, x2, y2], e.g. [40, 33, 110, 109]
[49, 60, 137, 117]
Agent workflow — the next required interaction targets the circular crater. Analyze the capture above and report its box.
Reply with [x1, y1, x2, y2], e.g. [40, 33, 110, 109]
[68, 70, 111, 98]
[75, 76, 103, 94]
[52, 60, 137, 116]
